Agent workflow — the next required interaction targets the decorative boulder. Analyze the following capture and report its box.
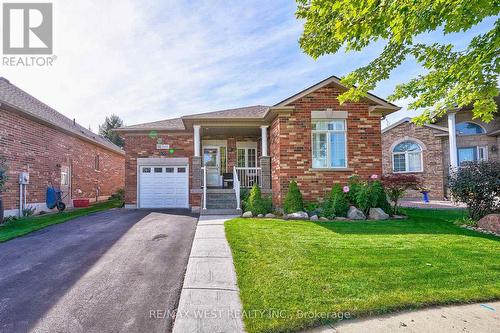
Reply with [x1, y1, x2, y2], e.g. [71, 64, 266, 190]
[242, 211, 253, 218]
[319, 217, 329, 221]
[369, 208, 389, 220]
[392, 215, 407, 220]
[347, 206, 366, 220]
[478, 214, 500, 234]
[310, 215, 319, 221]
[287, 211, 309, 220]
[265, 213, 276, 218]
[257, 214, 264, 218]
[335, 216, 348, 221]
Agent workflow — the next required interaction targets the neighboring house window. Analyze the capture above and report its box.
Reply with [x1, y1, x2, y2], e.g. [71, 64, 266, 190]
[456, 122, 485, 135]
[392, 140, 423, 172]
[312, 120, 347, 168]
[458, 146, 488, 165]
[95, 155, 100, 170]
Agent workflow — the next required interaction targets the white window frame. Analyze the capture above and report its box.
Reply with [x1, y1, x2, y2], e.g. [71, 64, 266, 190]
[236, 142, 258, 168]
[458, 146, 488, 165]
[477, 146, 488, 161]
[392, 141, 423, 173]
[311, 119, 348, 169]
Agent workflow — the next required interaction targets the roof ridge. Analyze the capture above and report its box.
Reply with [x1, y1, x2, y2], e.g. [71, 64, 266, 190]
[0, 78, 123, 154]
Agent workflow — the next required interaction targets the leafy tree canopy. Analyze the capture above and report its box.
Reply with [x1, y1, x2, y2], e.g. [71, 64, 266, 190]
[98, 114, 124, 147]
[296, 0, 500, 124]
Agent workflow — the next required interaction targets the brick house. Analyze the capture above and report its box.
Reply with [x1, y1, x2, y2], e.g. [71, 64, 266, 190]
[0, 78, 125, 217]
[116, 75, 400, 213]
[382, 99, 500, 199]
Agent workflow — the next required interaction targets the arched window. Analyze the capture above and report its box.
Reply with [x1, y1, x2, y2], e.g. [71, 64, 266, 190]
[392, 140, 423, 172]
[456, 122, 485, 135]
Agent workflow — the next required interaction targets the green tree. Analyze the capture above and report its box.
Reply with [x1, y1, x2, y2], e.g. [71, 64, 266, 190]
[283, 180, 304, 213]
[98, 114, 124, 147]
[296, 0, 499, 123]
[247, 184, 268, 215]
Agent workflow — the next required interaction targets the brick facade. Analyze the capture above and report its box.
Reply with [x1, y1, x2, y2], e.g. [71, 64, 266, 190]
[382, 121, 446, 199]
[270, 83, 384, 206]
[0, 109, 125, 214]
[123, 133, 264, 209]
[123, 132, 197, 207]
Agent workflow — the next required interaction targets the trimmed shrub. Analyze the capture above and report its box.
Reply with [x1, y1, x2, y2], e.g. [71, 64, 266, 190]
[371, 181, 392, 214]
[109, 188, 125, 202]
[347, 175, 362, 204]
[246, 184, 268, 215]
[283, 180, 304, 213]
[448, 161, 500, 220]
[328, 184, 350, 217]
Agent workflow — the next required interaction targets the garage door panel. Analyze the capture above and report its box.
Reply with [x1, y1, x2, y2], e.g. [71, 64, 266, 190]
[139, 165, 189, 208]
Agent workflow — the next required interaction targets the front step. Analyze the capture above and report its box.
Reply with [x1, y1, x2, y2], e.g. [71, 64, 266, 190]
[205, 191, 238, 210]
[201, 208, 242, 216]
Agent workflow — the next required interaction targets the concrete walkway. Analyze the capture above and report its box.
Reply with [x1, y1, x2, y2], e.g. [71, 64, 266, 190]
[172, 215, 245, 333]
[306, 301, 500, 333]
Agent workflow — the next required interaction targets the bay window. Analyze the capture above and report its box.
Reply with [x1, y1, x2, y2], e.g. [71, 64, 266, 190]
[312, 120, 347, 168]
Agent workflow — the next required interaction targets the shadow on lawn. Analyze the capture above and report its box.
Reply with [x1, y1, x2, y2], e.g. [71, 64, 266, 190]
[310, 211, 499, 241]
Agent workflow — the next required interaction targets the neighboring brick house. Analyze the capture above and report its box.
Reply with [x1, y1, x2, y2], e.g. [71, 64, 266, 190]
[0, 78, 125, 217]
[116, 75, 400, 213]
[382, 100, 500, 200]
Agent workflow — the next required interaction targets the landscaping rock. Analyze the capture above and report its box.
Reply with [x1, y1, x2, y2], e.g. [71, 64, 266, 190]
[334, 216, 348, 221]
[242, 211, 253, 218]
[287, 211, 309, 220]
[319, 217, 329, 221]
[478, 214, 500, 234]
[310, 215, 319, 221]
[257, 214, 264, 218]
[265, 213, 276, 218]
[369, 208, 389, 220]
[392, 215, 407, 220]
[347, 206, 366, 220]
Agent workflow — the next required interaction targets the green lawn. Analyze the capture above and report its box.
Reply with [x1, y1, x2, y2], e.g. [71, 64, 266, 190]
[0, 200, 122, 243]
[225, 209, 500, 333]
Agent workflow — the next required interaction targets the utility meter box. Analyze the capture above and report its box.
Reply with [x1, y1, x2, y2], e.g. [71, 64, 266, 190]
[19, 172, 29, 184]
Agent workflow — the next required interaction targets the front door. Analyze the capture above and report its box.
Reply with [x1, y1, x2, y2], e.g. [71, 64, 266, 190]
[203, 147, 220, 186]
[60, 165, 71, 206]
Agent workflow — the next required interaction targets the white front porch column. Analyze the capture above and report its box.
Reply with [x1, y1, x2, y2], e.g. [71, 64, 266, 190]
[193, 125, 201, 157]
[448, 113, 458, 169]
[260, 125, 268, 157]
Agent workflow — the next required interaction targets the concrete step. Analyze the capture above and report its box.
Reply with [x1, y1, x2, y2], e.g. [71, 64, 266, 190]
[207, 202, 236, 209]
[201, 209, 242, 216]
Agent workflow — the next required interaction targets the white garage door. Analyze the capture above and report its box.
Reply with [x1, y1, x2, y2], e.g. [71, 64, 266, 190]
[139, 165, 189, 208]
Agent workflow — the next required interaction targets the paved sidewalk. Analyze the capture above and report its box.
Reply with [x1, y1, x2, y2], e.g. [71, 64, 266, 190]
[306, 301, 500, 333]
[399, 199, 466, 209]
[172, 215, 245, 333]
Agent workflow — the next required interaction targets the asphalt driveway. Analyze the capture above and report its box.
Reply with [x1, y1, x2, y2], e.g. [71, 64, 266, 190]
[0, 208, 198, 333]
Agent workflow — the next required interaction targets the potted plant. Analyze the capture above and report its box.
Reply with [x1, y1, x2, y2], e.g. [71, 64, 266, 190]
[73, 188, 90, 208]
[0, 156, 9, 223]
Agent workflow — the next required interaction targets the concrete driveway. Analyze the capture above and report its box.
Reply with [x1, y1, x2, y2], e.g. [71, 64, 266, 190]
[0, 208, 198, 333]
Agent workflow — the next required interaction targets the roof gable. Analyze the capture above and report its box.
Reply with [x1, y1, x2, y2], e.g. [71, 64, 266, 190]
[273, 75, 400, 114]
[382, 117, 448, 133]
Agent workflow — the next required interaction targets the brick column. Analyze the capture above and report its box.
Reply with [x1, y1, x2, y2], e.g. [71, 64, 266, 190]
[260, 156, 271, 189]
[192, 156, 202, 189]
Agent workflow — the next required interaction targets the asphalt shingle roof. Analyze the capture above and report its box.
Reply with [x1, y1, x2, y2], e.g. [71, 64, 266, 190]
[0, 77, 124, 154]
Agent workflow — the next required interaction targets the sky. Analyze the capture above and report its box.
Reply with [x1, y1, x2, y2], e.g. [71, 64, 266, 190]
[1, 0, 497, 132]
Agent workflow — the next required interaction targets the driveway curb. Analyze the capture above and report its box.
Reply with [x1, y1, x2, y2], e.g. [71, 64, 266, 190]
[172, 215, 245, 333]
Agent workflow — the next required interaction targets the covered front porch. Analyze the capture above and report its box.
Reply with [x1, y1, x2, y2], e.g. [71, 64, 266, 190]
[191, 124, 271, 211]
